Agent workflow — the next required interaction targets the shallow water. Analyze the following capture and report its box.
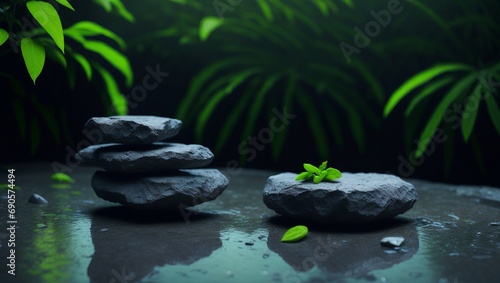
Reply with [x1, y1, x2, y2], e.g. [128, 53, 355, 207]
[0, 164, 499, 283]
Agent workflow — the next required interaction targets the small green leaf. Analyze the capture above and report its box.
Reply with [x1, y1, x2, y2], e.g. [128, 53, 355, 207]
[295, 171, 312, 181]
[21, 38, 46, 84]
[281, 225, 308, 243]
[303, 163, 320, 174]
[71, 52, 92, 80]
[27, 1, 65, 53]
[55, 0, 75, 11]
[325, 168, 342, 181]
[313, 171, 327, 184]
[0, 28, 9, 46]
[200, 16, 223, 42]
[51, 172, 74, 183]
[318, 161, 328, 171]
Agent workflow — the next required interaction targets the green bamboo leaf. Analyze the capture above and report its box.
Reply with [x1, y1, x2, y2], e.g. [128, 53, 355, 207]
[296, 93, 330, 157]
[200, 16, 223, 41]
[257, 0, 274, 21]
[66, 21, 126, 49]
[415, 73, 476, 158]
[55, 0, 75, 11]
[405, 76, 454, 116]
[240, 74, 281, 155]
[384, 64, 471, 117]
[21, 38, 46, 84]
[215, 86, 254, 154]
[51, 172, 74, 183]
[295, 171, 312, 181]
[303, 163, 320, 174]
[177, 59, 235, 121]
[0, 28, 9, 46]
[312, 0, 329, 16]
[71, 52, 92, 80]
[281, 225, 308, 243]
[195, 69, 260, 141]
[461, 84, 482, 142]
[108, 0, 134, 22]
[95, 65, 128, 115]
[27, 1, 64, 53]
[82, 40, 133, 86]
[485, 90, 500, 135]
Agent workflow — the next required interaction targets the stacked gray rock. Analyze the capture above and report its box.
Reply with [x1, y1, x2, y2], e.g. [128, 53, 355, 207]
[76, 116, 228, 209]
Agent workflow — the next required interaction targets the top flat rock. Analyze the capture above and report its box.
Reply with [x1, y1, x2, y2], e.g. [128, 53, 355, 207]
[263, 172, 417, 224]
[83, 116, 182, 144]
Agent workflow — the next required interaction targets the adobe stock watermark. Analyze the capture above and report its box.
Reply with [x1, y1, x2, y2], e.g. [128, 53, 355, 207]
[396, 73, 500, 177]
[213, 0, 244, 19]
[51, 64, 169, 174]
[339, 0, 404, 63]
[178, 106, 297, 223]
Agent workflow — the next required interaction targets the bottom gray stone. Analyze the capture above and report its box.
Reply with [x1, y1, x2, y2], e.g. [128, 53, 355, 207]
[263, 172, 417, 224]
[91, 169, 228, 209]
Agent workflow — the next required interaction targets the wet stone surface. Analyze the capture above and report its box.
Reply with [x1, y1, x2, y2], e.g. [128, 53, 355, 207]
[263, 172, 417, 223]
[0, 164, 499, 283]
[75, 142, 214, 172]
[83, 116, 182, 144]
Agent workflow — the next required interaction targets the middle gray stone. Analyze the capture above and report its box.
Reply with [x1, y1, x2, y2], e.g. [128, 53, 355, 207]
[75, 142, 214, 172]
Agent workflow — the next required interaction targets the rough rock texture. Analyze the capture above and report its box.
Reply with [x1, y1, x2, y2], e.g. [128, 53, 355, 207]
[91, 169, 229, 209]
[263, 172, 417, 224]
[75, 142, 213, 172]
[83, 116, 182, 144]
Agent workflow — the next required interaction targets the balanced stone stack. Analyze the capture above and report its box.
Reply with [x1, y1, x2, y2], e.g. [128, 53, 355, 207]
[75, 116, 228, 210]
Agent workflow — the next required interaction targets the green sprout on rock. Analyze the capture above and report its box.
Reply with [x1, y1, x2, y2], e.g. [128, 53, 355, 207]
[295, 161, 342, 184]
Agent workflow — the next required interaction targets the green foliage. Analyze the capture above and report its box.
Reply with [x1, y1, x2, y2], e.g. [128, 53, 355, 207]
[384, 0, 500, 165]
[1, 0, 134, 155]
[144, 0, 383, 161]
[281, 225, 308, 243]
[296, 161, 342, 184]
[51, 172, 74, 183]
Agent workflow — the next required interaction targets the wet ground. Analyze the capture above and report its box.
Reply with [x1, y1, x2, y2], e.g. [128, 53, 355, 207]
[0, 163, 499, 283]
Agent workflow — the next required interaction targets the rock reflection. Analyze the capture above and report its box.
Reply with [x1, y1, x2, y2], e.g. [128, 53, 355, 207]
[267, 217, 419, 280]
[88, 206, 222, 283]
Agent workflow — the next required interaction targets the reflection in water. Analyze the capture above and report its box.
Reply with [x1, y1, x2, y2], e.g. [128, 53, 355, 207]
[88, 207, 223, 283]
[266, 217, 419, 281]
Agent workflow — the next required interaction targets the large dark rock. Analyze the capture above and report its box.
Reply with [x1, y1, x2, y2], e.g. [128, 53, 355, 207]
[84, 116, 182, 144]
[75, 142, 213, 172]
[263, 172, 417, 224]
[91, 169, 229, 209]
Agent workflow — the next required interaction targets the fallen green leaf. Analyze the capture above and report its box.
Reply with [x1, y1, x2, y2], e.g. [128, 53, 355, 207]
[296, 161, 342, 184]
[281, 225, 308, 243]
[51, 172, 74, 183]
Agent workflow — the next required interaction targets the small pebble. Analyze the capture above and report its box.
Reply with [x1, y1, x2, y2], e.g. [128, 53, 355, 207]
[28, 193, 48, 204]
[489, 222, 500, 226]
[381, 236, 405, 247]
[100, 228, 109, 232]
[245, 242, 254, 246]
